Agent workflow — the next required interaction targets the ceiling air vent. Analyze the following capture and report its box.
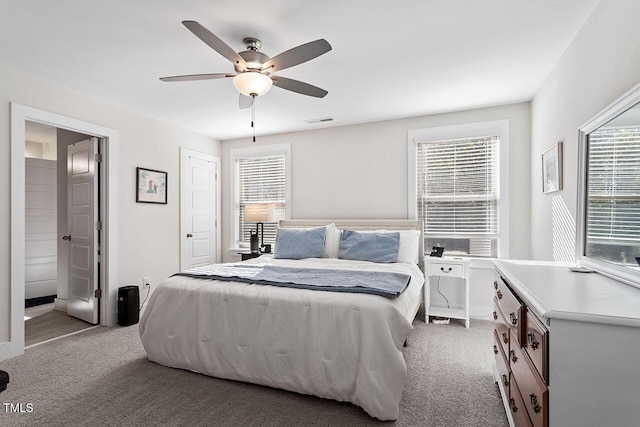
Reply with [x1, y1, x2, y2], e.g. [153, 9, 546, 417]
[305, 117, 333, 124]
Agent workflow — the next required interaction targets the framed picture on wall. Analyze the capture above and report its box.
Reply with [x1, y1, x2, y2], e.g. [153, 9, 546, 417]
[542, 141, 563, 193]
[136, 167, 167, 204]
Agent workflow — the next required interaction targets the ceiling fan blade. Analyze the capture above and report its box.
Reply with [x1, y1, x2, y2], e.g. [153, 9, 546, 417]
[271, 76, 328, 98]
[261, 39, 331, 73]
[159, 73, 235, 82]
[182, 20, 247, 70]
[239, 94, 254, 109]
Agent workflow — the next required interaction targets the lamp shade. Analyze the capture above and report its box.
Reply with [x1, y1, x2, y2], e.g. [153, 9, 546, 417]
[245, 203, 276, 222]
[233, 72, 273, 97]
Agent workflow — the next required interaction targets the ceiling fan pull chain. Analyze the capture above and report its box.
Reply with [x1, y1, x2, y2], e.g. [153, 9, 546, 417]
[251, 94, 256, 142]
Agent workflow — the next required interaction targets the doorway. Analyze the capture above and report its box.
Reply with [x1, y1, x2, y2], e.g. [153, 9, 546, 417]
[6, 103, 119, 361]
[23, 122, 99, 347]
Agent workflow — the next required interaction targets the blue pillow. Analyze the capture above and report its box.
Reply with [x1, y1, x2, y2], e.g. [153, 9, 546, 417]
[338, 230, 400, 263]
[274, 227, 326, 259]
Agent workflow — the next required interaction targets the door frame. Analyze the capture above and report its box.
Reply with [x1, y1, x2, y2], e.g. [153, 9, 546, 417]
[6, 103, 119, 360]
[180, 148, 221, 270]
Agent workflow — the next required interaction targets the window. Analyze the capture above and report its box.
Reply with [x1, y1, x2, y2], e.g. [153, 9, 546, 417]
[409, 120, 509, 258]
[231, 144, 290, 249]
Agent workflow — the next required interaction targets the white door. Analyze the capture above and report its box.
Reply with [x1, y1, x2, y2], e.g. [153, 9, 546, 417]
[66, 138, 99, 324]
[180, 148, 220, 270]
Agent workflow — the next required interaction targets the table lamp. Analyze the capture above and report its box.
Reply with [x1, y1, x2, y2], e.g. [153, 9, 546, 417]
[244, 203, 276, 253]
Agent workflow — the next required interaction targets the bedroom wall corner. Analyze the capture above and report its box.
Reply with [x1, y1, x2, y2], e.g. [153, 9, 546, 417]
[529, 0, 640, 261]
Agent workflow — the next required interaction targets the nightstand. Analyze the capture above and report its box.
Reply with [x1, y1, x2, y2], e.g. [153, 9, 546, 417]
[238, 252, 262, 261]
[424, 257, 470, 328]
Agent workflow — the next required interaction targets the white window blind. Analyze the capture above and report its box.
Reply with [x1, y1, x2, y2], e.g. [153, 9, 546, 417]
[586, 127, 640, 251]
[417, 134, 500, 257]
[236, 154, 286, 246]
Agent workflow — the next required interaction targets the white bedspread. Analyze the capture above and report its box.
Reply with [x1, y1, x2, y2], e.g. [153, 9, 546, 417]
[139, 257, 424, 420]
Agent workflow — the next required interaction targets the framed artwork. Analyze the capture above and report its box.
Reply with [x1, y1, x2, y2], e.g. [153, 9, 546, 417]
[136, 167, 167, 204]
[542, 142, 563, 193]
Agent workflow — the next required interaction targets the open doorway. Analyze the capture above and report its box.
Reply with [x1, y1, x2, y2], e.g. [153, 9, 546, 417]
[24, 121, 100, 347]
[6, 103, 119, 361]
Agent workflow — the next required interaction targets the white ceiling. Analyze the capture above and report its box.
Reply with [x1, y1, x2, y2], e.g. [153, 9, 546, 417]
[0, 0, 600, 141]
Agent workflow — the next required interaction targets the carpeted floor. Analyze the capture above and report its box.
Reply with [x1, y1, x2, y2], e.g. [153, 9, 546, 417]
[0, 315, 508, 426]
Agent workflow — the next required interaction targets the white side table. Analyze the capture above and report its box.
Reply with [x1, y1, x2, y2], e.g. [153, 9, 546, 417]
[424, 257, 470, 328]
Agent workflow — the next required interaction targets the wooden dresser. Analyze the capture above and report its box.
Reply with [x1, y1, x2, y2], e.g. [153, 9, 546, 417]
[492, 260, 640, 427]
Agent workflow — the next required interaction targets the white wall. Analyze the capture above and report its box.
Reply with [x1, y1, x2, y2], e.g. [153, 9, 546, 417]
[0, 65, 220, 347]
[530, 0, 640, 260]
[221, 102, 531, 263]
[221, 103, 531, 318]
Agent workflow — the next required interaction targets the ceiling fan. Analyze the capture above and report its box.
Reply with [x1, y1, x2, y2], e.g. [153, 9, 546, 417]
[160, 21, 332, 109]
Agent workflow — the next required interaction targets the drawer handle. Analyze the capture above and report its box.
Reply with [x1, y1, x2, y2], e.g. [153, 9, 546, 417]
[527, 332, 539, 350]
[440, 267, 452, 273]
[493, 345, 499, 355]
[530, 394, 542, 414]
[502, 374, 509, 387]
[494, 281, 498, 290]
[509, 312, 518, 326]
[510, 349, 518, 363]
[493, 311, 498, 320]
[509, 397, 518, 413]
[502, 332, 509, 344]
[496, 289, 503, 299]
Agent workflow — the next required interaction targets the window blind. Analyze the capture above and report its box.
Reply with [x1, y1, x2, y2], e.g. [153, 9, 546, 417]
[236, 154, 286, 246]
[587, 127, 640, 244]
[416, 135, 500, 256]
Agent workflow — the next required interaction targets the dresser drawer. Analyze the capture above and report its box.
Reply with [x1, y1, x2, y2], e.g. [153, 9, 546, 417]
[510, 343, 548, 427]
[524, 310, 548, 384]
[430, 261, 464, 277]
[494, 278, 524, 344]
[493, 298, 511, 358]
[509, 375, 534, 427]
[494, 330, 510, 392]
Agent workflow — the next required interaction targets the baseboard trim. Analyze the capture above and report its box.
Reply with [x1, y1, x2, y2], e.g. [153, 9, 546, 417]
[25, 295, 55, 308]
[470, 304, 493, 320]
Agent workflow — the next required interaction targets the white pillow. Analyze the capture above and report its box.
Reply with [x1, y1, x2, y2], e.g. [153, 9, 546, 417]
[324, 223, 342, 258]
[398, 230, 421, 264]
[356, 229, 421, 264]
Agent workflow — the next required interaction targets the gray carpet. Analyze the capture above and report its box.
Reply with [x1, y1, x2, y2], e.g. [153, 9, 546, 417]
[0, 315, 508, 426]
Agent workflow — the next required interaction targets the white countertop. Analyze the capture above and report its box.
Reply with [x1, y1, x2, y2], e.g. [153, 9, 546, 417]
[494, 260, 640, 328]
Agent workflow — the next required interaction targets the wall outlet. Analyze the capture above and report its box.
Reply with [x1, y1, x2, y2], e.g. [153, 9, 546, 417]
[143, 277, 151, 287]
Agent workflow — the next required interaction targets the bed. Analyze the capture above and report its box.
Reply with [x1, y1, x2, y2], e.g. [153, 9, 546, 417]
[139, 220, 424, 420]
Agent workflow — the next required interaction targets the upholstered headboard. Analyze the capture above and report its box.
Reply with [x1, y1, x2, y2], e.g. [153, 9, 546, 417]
[278, 219, 424, 267]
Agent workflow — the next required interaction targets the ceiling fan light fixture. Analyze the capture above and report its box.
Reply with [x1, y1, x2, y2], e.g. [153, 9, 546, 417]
[233, 72, 272, 97]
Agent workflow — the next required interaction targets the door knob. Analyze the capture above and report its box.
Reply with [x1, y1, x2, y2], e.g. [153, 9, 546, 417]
[62, 235, 71, 241]
[186, 233, 193, 238]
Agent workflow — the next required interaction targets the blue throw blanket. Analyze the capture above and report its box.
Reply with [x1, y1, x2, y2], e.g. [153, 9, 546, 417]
[173, 264, 411, 299]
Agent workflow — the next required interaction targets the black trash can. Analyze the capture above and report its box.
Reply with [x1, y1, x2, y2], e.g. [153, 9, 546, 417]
[118, 286, 140, 326]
